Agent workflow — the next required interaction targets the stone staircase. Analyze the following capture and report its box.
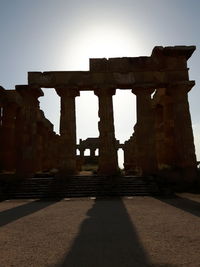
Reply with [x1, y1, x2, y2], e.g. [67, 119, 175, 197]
[6, 175, 161, 199]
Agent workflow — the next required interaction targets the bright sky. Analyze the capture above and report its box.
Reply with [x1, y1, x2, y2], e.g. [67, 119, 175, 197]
[1, 0, 200, 167]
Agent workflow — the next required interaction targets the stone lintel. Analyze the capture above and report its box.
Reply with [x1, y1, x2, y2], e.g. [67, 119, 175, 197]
[152, 46, 196, 60]
[90, 46, 194, 72]
[28, 70, 189, 89]
[90, 56, 151, 72]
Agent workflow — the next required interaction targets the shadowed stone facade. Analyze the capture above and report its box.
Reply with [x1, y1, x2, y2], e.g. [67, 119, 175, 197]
[0, 86, 59, 177]
[0, 46, 198, 182]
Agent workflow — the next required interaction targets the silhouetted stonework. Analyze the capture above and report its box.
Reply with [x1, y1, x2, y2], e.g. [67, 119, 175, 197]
[76, 138, 121, 171]
[0, 46, 198, 181]
[0, 86, 59, 177]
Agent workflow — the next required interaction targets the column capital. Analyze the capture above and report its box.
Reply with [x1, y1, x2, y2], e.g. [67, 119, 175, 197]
[94, 87, 116, 97]
[166, 81, 195, 94]
[55, 87, 80, 98]
[132, 87, 155, 96]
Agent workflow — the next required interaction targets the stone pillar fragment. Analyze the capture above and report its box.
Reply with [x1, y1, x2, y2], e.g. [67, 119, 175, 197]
[95, 88, 118, 175]
[56, 88, 79, 175]
[132, 88, 157, 175]
[123, 133, 138, 175]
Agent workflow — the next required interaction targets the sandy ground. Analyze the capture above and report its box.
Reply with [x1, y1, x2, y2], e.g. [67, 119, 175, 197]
[0, 194, 200, 267]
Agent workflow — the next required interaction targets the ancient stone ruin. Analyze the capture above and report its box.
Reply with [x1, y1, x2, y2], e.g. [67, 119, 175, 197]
[76, 138, 122, 171]
[0, 46, 198, 183]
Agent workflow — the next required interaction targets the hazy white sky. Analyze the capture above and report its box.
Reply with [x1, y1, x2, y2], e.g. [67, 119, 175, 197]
[0, 0, 200, 166]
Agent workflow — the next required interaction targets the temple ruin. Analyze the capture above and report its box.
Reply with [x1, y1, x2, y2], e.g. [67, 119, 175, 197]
[76, 138, 123, 171]
[0, 46, 198, 183]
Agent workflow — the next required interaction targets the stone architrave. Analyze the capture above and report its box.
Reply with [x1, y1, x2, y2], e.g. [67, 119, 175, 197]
[95, 87, 118, 175]
[56, 88, 80, 175]
[132, 87, 157, 175]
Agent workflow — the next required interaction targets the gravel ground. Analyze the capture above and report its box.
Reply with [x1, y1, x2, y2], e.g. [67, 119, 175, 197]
[0, 194, 200, 267]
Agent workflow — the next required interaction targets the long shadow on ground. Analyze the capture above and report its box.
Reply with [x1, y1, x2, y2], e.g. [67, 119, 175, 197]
[154, 196, 200, 218]
[0, 199, 61, 227]
[60, 197, 150, 267]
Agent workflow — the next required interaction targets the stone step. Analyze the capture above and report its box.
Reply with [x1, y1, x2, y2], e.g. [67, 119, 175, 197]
[9, 191, 158, 198]
[7, 175, 160, 198]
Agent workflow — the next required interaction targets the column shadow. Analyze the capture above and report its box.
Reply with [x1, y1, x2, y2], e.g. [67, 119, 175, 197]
[154, 196, 200, 218]
[60, 197, 150, 267]
[0, 199, 61, 227]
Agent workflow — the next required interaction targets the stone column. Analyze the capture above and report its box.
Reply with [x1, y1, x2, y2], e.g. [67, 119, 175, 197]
[162, 95, 176, 167]
[56, 88, 79, 175]
[35, 122, 43, 172]
[15, 106, 37, 176]
[0, 104, 3, 171]
[1, 103, 18, 172]
[15, 85, 44, 177]
[79, 149, 84, 157]
[95, 87, 118, 175]
[167, 82, 197, 174]
[90, 148, 95, 157]
[153, 103, 166, 169]
[132, 87, 157, 175]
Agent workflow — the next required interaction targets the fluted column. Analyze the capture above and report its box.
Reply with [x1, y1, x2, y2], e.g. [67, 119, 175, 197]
[1, 103, 18, 172]
[35, 122, 43, 172]
[153, 103, 165, 169]
[15, 86, 43, 176]
[15, 106, 37, 176]
[0, 105, 3, 171]
[95, 88, 118, 175]
[166, 82, 197, 171]
[56, 88, 79, 175]
[132, 88, 157, 175]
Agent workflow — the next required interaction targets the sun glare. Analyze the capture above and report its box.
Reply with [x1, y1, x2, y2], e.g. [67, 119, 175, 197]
[65, 23, 141, 70]
[79, 27, 134, 58]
